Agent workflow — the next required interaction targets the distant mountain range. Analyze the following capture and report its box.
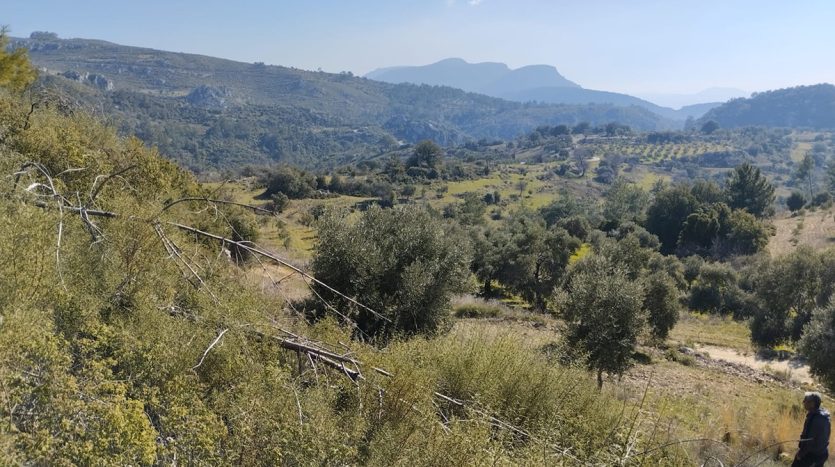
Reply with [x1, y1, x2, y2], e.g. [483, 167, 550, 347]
[636, 87, 749, 109]
[10, 34, 673, 171]
[366, 58, 723, 120]
[698, 84, 835, 129]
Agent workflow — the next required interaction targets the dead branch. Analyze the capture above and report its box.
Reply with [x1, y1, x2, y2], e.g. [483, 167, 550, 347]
[157, 197, 276, 217]
[166, 222, 391, 324]
[192, 328, 229, 371]
[88, 165, 137, 204]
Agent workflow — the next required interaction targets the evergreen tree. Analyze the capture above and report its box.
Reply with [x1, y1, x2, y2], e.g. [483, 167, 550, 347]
[0, 28, 37, 92]
[724, 163, 775, 218]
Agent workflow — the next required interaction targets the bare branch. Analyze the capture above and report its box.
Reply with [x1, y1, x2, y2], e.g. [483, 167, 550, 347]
[156, 197, 275, 218]
[166, 222, 391, 324]
[88, 165, 137, 204]
[192, 328, 229, 371]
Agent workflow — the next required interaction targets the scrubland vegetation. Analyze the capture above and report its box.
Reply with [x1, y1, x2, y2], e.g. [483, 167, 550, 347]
[2, 30, 835, 465]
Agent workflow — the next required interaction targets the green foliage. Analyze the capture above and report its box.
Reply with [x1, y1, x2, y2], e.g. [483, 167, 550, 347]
[0, 28, 37, 92]
[786, 191, 806, 211]
[646, 184, 699, 254]
[444, 192, 486, 225]
[262, 165, 317, 199]
[699, 84, 835, 130]
[724, 163, 775, 218]
[643, 272, 681, 340]
[687, 262, 747, 316]
[408, 140, 444, 170]
[311, 205, 472, 339]
[749, 246, 835, 346]
[798, 302, 835, 392]
[492, 211, 581, 310]
[602, 178, 649, 226]
[539, 190, 598, 227]
[560, 254, 646, 387]
[678, 203, 770, 257]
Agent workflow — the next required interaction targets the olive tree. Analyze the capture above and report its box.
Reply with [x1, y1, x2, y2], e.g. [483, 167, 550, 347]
[311, 205, 472, 340]
[798, 302, 835, 392]
[561, 255, 645, 388]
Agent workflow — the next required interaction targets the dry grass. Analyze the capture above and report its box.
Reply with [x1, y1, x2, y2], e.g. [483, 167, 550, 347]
[669, 312, 753, 352]
[769, 209, 835, 256]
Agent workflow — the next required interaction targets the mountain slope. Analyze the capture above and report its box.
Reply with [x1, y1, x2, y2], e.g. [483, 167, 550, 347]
[698, 84, 835, 129]
[366, 58, 719, 120]
[12, 35, 673, 171]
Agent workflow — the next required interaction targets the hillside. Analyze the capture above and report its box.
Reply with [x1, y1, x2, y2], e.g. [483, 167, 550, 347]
[10, 35, 674, 172]
[366, 58, 721, 120]
[699, 83, 835, 129]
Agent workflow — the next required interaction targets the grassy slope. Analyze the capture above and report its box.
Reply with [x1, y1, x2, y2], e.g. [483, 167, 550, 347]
[769, 208, 835, 256]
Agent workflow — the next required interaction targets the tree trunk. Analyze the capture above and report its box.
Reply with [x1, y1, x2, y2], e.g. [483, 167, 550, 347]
[597, 369, 604, 390]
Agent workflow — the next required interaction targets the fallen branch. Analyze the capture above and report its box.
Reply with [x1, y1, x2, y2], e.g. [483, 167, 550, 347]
[192, 328, 229, 371]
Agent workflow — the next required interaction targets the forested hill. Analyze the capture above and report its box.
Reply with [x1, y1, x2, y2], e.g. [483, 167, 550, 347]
[11, 33, 672, 172]
[698, 84, 835, 129]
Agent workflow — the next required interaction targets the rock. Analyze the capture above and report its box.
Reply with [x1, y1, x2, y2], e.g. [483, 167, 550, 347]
[186, 85, 232, 110]
[679, 346, 696, 355]
[87, 74, 114, 91]
[59, 70, 114, 91]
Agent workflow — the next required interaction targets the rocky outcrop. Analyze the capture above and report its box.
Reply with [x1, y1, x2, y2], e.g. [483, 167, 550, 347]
[60, 70, 114, 91]
[186, 85, 232, 110]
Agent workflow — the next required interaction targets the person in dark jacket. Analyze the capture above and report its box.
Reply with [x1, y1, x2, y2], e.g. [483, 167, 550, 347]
[792, 392, 830, 467]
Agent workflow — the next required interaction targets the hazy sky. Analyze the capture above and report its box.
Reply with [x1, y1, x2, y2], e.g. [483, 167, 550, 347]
[4, 0, 835, 95]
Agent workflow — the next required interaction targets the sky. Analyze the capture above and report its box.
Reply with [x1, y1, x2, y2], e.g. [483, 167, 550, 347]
[4, 0, 835, 96]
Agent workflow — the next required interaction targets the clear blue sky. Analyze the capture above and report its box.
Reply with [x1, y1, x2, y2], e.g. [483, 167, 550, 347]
[4, 0, 834, 95]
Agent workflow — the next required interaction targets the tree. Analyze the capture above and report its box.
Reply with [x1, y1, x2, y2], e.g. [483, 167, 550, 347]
[690, 180, 725, 204]
[796, 153, 816, 200]
[687, 262, 744, 316]
[561, 255, 645, 388]
[602, 178, 649, 226]
[645, 185, 699, 254]
[643, 272, 680, 340]
[262, 165, 316, 199]
[749, 246, 831, 346]
[540, 191, 595, 226]
[700, 120, 720, 135]
[826, 159, 835, 194]
[798, 302, 835, 392]
[494, 212, 580, 310]
[311, 205, 472, 339]
[0, 27, 37, 92]
[786, 191, 806, 212]
[408, 140, 443, 170]
[724, 163, 775, 218]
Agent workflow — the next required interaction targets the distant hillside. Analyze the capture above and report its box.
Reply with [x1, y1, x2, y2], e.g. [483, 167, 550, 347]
[366, 58, 720, 120]
[699, 84, 835, 129]
[636, 87, 748, 109]
[11, 35, 674, 172]
[499, 87, 721, 120]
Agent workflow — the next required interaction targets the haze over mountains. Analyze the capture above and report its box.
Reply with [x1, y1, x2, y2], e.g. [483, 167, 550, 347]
[366, 58, 725, 120]
[8, 32, 835, 172]
[11, 33, 673, 171]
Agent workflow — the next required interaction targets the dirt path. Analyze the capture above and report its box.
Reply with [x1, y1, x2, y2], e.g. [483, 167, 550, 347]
[696, 344, 814, 385]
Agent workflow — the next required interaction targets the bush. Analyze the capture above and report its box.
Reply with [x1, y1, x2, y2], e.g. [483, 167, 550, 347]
[798, 302, 835, 392]
[786, 191, 806, 211]
[688, 262, 743, 316]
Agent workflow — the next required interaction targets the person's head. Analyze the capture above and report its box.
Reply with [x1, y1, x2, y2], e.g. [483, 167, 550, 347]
[803, 392, 822, 412]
